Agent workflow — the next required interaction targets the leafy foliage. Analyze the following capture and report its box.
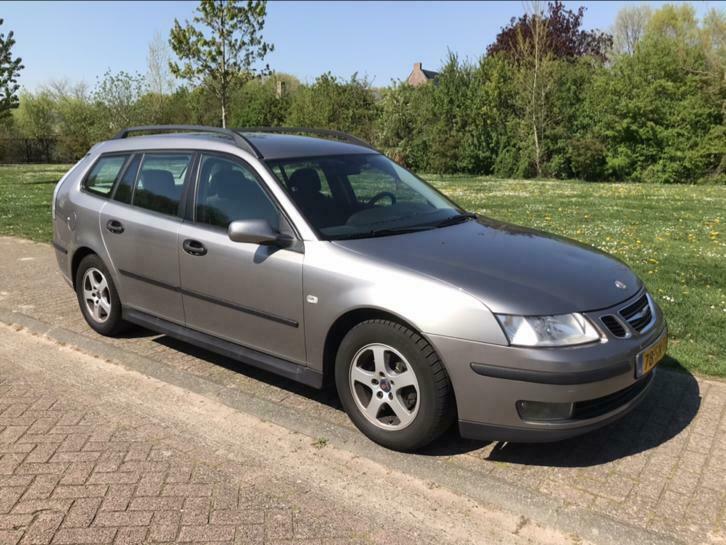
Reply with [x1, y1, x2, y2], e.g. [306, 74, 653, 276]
[4, 2, 724, 184]
[0, 18, 24, 119]
[169, 0, 273, 127]
[486, 1, 612, 62]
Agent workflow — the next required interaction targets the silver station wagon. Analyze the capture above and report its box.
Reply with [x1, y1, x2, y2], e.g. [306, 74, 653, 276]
[52, 125, 668, 451]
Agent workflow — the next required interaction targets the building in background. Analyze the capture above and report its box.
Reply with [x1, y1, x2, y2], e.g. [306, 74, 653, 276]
[406, 62, 439, 86]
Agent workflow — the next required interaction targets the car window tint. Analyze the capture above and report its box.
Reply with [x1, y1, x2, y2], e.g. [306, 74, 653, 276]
[195, 155, 280, 230]
[112, 155, 141, 205]
[133, 153, 192, 216]
[84, 155, 128, 196]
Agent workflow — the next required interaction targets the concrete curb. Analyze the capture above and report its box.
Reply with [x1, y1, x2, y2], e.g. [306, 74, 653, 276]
[0, 307, 682, 545]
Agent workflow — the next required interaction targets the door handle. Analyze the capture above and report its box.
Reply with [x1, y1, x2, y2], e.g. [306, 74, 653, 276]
[183, 239, 207, 256]
[105, 219, 124, 234]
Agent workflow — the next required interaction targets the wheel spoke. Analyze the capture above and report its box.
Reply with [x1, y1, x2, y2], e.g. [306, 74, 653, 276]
[350, 365, 375, 385]
[97, 276, 108, 294]
[371, 346, 387, 375]
[92, 302, 102, 321]
[388, 394, 415, 427]
[365, 395, 385, 421]
[98, 297, 111, 315]
[82, 287, 94, 302]
[393, 367, 417, 389]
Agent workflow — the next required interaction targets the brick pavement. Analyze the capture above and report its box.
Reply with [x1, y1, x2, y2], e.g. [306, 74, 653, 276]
[0, 237, 724, 544]
[0, 359, 375, 545]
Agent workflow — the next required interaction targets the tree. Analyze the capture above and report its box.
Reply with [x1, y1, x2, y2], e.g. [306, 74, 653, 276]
[487, 0, 612, 62]
[612, 4, 652, 55]
[147, 31, 175, 95]
[0, 18, 24, 119]
[92, 70, 149, 133]
[169, 0, 274, 127]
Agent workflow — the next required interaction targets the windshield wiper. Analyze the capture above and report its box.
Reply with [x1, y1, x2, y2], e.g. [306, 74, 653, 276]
[332, 225, 433, 240]
[434, 212, 477, 228]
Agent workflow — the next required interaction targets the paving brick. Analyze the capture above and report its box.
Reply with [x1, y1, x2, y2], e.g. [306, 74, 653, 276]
[93, 511, 153, 528]
[113, 527, 146, 545]
[0, 514, 32, 531]
[49, 452, 99, 464]
[23, 445, 59, 465]
[14, 465, 66, 477]
[20, 512, 63, 545]
[99, 485, 134, 513]
[177, 524, 235, 542]
[51, 485, 107, 499]
[0, 428, 28, 446]
[147, 524, 177, 543]
[20, 475, 60, 503]
[0, 488, 23, 514]
[127, 497, 183, 512]
[210, 509, 262, 526]
[51, 527, 116, 544]
[161, 484, 211, 498]
[134, 473, 164, 497]
[86, 472, 139, 485]
[265, 509, 293, 540]
[58, 463, 94, 487]
[10, 499, 72, 515]
[62, 498, 101, 529]
[0, 529, 22, 545]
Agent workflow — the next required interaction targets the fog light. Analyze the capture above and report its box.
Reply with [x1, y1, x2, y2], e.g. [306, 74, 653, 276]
[516, 400, 573, 421]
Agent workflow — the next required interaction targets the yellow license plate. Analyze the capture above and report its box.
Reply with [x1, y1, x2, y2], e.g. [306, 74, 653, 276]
[637, 333, 668, 377]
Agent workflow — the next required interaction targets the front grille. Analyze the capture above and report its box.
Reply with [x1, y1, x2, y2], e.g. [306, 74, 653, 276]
[619, 294, 653, 333]
[572, 373, 652, 420]
[601, 315, 627, 337]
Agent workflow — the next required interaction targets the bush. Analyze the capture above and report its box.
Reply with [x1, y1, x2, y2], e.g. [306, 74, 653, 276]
[569, 138, 607, 181]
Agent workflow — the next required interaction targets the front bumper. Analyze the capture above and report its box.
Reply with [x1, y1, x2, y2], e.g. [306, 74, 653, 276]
[428, 292, 667, 443]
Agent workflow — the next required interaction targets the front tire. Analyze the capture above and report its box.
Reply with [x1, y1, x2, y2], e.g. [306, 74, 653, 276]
[335, 319, 455, 451]
[75, 254, 127, 336]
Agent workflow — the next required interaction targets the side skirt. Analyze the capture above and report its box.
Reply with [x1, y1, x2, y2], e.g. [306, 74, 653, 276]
[123, 308, 323, 389]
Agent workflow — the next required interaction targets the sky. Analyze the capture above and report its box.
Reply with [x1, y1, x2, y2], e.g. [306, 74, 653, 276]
[2, 0, 719, 91]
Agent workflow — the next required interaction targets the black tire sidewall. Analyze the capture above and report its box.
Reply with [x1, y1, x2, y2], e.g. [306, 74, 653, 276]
[335, 320, 450, 451]
[75, 254, 125, 336]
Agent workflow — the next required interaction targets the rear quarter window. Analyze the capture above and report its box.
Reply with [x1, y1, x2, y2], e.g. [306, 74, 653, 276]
[83, 155, 129, 196]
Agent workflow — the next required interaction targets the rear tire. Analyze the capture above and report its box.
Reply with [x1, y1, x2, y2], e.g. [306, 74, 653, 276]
[75, 254, 127, 336]
[335, 319, 455, 451]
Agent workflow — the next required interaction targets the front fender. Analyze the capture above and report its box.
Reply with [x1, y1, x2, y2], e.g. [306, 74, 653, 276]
[302, 241, 507, 373]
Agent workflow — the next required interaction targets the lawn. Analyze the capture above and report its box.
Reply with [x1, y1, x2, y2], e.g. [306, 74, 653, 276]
[1, 164, 724, 377]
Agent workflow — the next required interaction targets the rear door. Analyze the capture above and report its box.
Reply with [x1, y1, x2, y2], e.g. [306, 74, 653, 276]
[178, 152, 306, 363]
[100, 151, 194, 325]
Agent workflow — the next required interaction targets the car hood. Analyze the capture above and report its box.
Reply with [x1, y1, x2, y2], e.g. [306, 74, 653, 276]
[333, 217, 642, 315]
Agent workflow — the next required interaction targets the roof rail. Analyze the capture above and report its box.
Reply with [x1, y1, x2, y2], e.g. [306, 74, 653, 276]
[112, 125, 263, 158]
[235, 127, 378, 152]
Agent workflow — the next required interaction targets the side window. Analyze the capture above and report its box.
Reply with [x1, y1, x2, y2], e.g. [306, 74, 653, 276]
[112, 155, 141, 205]
[133, 153, 192, 216]
[195, 155, 280, 230]
[83, 155, 129, 196]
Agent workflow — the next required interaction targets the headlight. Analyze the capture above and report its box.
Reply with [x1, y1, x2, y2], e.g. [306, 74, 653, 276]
[495, 313, 600, 347]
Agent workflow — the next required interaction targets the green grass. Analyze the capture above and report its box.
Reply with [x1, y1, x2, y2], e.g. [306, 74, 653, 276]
[1, 164, 724, 377]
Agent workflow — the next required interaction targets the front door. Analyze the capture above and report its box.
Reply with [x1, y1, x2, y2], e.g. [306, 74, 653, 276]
[178, 153, 306, 364]
[100, 151, 194, 324]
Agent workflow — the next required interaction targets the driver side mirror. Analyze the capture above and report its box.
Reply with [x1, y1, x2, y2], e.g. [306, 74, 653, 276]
[227, 219, 293, 247]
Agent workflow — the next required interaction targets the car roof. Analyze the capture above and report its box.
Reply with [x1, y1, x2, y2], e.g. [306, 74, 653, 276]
[98, 131, 376, 161]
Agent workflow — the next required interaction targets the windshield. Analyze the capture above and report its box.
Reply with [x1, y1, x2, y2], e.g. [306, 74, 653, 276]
[267, 153, 467, 240]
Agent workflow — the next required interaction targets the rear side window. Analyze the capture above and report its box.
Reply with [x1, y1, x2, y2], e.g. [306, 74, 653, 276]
[112, 155, 141, 205]
[133, 153, 193, 216]
[83, 155, 129, 196]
